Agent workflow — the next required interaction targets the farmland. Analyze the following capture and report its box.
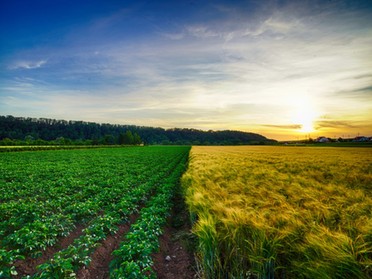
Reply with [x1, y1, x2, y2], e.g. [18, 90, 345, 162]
[182, 146, 372, 279]
[1, 145, 371, 279]
[0, 146, 190, 278]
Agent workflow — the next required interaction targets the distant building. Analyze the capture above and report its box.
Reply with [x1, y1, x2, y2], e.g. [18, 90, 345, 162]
[315, 136, 330, 143]
[352, 136, 369, 142]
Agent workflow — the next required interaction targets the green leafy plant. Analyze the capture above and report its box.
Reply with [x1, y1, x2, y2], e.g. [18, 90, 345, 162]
[0, 249, 24, 277]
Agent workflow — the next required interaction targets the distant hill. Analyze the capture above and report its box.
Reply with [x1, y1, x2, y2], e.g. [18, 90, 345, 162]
[0, 115, 276, 145]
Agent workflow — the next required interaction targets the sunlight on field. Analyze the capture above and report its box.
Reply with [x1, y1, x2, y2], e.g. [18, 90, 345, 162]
[182, 146, 372, 278]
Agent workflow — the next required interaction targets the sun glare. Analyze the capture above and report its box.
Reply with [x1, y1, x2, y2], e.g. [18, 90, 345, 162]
[297, 111, 315, 133]
[291, 98, 318, 133]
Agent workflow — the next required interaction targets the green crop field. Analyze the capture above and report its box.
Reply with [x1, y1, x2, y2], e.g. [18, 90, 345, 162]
[182, 146, 372, 279]
[0, 146, 190, 278]
[1, 145, 371, 279]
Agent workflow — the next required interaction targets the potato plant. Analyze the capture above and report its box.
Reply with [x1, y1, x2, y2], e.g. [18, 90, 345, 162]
[110, 151, 189, 278]
[0, 146, 191, 277]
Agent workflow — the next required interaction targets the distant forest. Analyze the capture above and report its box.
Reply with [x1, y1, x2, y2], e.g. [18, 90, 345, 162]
[0, 115, 276, 145]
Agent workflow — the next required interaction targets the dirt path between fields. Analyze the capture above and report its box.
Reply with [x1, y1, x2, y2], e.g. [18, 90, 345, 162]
[152, 191, 197, 279]
[152, 223, 197, 278]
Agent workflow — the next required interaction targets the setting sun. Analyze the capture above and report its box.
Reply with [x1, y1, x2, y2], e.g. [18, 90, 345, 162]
[291, 99, 318, 133]
[297, 111, 316, 133]
[300, 119, 314, 133]
[1, 0, 371, 141]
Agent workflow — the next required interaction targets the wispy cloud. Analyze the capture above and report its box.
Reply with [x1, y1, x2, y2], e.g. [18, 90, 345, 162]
[262, 124, 302, 130]
[9, 59, 47, 70]
[353, 85, 372, 93]
[160, 32, 185, 40]
[1, 0, 372, 139]
[315, 120, 358, 129]
[186, 25, 220, 38]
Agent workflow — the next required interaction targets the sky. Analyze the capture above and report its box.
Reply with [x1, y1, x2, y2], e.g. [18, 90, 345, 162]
[1, 0, 371, 140]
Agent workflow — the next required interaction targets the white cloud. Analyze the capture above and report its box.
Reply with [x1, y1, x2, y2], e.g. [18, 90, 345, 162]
[10, 59, 47, 70]
[1, 1, 371, 139]
[160, 32, 185, 40]
[186, 25, 220, 38]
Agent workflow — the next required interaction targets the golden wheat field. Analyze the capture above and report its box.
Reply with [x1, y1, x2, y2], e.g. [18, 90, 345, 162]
[182, 146, 372, 279]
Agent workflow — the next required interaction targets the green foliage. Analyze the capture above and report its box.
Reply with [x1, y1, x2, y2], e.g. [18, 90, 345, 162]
[0, 115, 274, 145]
[245, 230, 280, 279]
[119, 130, 142, 145]
[38, 257, 76, 279]
[110, 150, 190, 278]
[0, 249, 24, 277]
[0, 146, 190, 277]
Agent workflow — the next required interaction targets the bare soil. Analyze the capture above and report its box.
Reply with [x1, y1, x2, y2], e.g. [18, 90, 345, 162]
[152, 190, 197, 279]
[77, 213, 139, 279]
[152, 224, 197, 279]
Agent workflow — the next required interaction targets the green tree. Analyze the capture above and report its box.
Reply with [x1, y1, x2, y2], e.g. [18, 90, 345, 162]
[0, 138, 15, 146]
[133, 132, 142, 145]
[103, 134, 115, 145]
[25, 135, 34, 145]
[122, 130, 134, 145]
[118, 133, 125, 145]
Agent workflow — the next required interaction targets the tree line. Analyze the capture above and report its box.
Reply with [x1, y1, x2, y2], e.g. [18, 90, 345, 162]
[0, 115, 276, 145]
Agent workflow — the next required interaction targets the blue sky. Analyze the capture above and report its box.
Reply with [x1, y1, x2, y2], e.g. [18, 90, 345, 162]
[1, 0, 371, 140]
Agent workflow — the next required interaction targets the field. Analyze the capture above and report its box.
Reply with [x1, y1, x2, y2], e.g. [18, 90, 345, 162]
[1, 145, 371, 279]
[0, 146, 191, 278]
[0, 145, 125, 152]
[182, 146, 372, 279]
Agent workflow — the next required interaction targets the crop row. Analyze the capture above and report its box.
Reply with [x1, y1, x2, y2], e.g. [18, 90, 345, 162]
[0, 146, 190, 278]
[1, 148, 160, 258]
[35, 148, 189, 278]
[110, 151, 188, 278]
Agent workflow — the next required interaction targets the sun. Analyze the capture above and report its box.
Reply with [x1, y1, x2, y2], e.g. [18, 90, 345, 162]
[294, 109, 317, 133]
[300, 119, 314, 133]
[291, 99, 318, 133]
